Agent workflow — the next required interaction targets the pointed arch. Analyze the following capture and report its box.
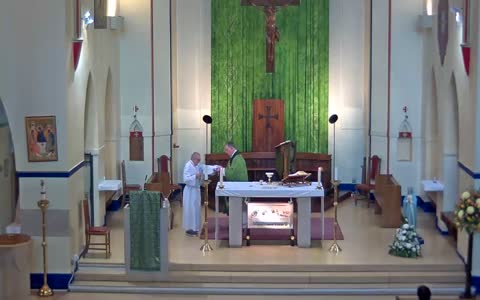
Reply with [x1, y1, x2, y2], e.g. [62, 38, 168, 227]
[0, 97, 17, 232]
[84, 73, 96, 150]
[103, 67, 119, 179]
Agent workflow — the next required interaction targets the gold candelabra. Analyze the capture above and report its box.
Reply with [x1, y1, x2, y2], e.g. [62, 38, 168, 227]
[328, 180, 342, 255]
[200, 179, 213, 253]
[38, 180, 53, 297]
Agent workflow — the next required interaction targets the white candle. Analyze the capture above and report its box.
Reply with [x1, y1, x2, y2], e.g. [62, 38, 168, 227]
[317, 167, 322, 186]
[41, 180, 46, 200]
[220, 168, 224, 186]
[203, 166, 208, 178]
[334, 167, 338, 180]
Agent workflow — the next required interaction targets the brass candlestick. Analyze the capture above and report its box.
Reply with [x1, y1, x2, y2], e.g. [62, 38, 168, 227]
[200, 179, 213, 253]
[328, 180, 342, 255]
[38, 180, 53, 297]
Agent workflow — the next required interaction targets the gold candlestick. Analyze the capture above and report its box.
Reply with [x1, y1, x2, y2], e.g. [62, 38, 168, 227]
[328, 180, 342, 255]
[200, 179, 213, 253]
[38, 180, 53, 297]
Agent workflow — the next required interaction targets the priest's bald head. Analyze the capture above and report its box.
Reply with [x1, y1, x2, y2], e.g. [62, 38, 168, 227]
[224, 142, 237, 157]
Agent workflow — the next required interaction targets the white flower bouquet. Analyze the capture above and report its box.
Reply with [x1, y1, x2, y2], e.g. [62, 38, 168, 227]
[454, 191, 480, 234]
[389, 221, 421, 258]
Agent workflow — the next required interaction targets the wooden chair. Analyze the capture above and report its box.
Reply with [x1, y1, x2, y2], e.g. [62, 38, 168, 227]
[354, 155, 381, 207]
[157, 155, 183, 206]
[121, 160, 142, 207]
[82, 199, 111, 258]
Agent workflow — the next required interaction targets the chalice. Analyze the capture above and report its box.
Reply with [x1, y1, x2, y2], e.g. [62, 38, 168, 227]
[265, 172, 274, 184]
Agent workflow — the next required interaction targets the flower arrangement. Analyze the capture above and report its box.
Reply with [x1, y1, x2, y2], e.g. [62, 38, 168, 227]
[454, 191, 480, 234]
[389, 221, 421, 258]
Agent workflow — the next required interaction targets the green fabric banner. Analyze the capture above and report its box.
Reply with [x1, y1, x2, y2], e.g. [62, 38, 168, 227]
[211, 0, 329, 153]
[129, 191, 162, 271]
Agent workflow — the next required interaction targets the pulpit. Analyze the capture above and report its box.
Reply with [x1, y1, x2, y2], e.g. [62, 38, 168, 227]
[275, 140, 296, 179]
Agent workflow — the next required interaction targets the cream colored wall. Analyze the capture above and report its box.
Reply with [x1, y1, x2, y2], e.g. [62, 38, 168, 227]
[119, 0, 172, 185]
[370, 0, 424, 194]
[329, 0, 368, 183]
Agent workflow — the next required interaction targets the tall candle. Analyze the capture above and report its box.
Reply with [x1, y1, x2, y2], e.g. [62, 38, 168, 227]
[41, 179, 46, 200]
[220, 168, 224, 186]
[317, 167, 322, 186]
[203, 165, 209, 179]
[334, 167, 338, 180]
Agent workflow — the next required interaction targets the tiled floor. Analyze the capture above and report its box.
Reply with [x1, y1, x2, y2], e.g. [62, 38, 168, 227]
[81, 197, 461, 269]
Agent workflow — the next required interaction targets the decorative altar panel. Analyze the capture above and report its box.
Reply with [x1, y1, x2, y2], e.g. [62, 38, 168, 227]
[253, 99, 284, 152]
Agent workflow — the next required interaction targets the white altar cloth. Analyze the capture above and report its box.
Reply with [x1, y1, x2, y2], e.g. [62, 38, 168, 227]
[422, 180, 444, 192]
[215, 181, 324, 248]
[98, 180, 122, 191]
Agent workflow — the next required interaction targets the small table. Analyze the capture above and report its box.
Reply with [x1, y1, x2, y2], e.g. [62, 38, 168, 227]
[422, 180, 444, 192]
[98, 179, 122, 191]
[0, 234, 32, 299]
[215, 181, 324, 248]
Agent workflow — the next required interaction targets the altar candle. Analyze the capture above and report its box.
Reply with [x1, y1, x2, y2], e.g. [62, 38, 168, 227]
[203, 165, 209, 178]
[334, 167, 338, 180]
[220, 168, 224, 186]
[317, 167, 322, 186]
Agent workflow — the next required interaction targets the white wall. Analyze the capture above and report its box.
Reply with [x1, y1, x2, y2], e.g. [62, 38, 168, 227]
[370, 0, 424, 195]
[329, 0, 368, 183]
[119, 0, 172, 185]
[172, 0, 211, 182]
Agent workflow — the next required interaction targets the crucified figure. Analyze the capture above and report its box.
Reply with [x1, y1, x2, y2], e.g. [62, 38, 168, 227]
[265, 6, 280, 72]
[242, 0, 300, 73]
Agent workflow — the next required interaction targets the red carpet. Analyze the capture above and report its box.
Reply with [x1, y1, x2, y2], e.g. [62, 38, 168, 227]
[202, 216, 344, 241]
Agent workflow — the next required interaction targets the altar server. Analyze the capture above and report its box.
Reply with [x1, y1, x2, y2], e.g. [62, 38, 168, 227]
[182, 152, 203, 236]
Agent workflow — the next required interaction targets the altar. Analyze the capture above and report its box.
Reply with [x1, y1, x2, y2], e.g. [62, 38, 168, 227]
[215, 181, 324, 248]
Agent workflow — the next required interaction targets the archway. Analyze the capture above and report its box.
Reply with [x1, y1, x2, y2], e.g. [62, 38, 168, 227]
[424, 68, 440, 180]
[103, 68, 118, 180]
[440, 74, 460, 214]
[83, 74, 96, 226]
[0, 98, 17, 232]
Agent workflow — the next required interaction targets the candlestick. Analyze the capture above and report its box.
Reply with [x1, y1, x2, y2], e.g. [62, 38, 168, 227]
[41, 179, 47, 200]
[334, 167, 338, 181]
[219, 168, 224, 188]
[317, 167, 322, 188]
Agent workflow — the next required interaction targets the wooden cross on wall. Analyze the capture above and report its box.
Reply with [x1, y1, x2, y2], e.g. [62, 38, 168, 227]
[241, 0, 300, 73]
[258, 106, 278, 128]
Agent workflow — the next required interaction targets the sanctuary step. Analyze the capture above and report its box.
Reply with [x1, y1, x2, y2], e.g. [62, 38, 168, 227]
[72, 262, 465, 291]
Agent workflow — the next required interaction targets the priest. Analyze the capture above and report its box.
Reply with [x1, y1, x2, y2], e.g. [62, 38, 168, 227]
[222, 142, 248, 214]
[224, 142, 248, 181]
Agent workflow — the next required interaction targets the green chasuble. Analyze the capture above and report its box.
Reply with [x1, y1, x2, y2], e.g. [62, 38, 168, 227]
[225, 151, 248, 182]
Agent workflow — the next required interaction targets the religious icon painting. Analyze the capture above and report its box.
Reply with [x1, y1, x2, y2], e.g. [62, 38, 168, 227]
[25, 116, 58, 162]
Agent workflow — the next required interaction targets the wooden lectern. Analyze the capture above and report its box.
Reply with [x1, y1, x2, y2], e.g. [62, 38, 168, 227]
[275, 140, 296, 179]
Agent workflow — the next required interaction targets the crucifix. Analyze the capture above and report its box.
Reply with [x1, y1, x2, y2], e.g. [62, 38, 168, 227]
[258, 105, 279, 128]
[241, 0, 300, 73]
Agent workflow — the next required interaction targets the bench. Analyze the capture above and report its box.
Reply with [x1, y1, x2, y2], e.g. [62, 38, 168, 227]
[374, 174, 403, 228]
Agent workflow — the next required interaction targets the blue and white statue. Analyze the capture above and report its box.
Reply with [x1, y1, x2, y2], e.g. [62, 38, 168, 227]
[403, 187, 417, 228]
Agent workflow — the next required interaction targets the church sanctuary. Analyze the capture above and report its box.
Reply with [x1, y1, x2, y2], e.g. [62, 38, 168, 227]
[2, 0, 480, 299]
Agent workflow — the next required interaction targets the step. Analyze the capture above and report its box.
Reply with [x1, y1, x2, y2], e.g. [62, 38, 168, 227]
[167, 263, 464, 273]
[74, 266, 464, 284]
[69, 280, 465, 296]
